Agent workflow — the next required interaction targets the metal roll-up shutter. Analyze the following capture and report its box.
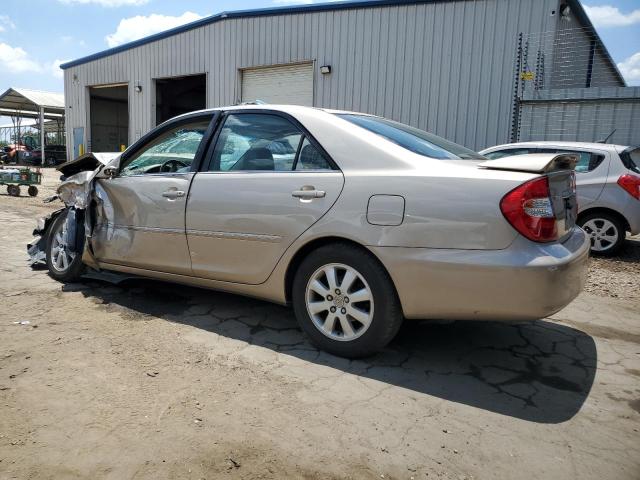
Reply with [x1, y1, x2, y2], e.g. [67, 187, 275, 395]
[241, 63, 313, 106]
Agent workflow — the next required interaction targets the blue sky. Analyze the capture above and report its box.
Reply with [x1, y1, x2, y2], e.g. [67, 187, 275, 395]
[0, 0, 638, 97]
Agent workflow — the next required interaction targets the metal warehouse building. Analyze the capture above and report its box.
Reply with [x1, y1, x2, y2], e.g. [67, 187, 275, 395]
[61, 0, 633, 160]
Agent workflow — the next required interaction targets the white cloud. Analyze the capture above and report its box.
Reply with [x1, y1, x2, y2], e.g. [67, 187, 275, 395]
[618, 52, 640, 85]
[583, 5, 640, 28]
[105, 11, 204, 47]
[61, 35, 86, 46]
[58, 0, 149, 7]
[50, 59, 69, 79]
[0, 43, 69, 80]
[0, 15, 16, 33]
[0, 43, 42, 73]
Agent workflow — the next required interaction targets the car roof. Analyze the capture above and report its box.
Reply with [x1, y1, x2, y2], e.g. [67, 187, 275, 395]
[481, 141, 628, 152]
[166, 104, 364, 122]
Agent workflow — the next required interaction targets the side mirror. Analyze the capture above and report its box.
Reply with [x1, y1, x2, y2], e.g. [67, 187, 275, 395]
[103, 166, 118, 178]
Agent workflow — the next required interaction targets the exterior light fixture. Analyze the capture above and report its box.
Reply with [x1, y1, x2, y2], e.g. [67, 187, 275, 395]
[135, 83, 143, 93]
[320, 65, 332, 74]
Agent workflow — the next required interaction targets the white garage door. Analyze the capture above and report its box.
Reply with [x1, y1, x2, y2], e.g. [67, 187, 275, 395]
[241, 63, 313, 106]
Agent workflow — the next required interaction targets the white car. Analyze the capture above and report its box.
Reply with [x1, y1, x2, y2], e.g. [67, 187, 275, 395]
[481, 142, 640, 255]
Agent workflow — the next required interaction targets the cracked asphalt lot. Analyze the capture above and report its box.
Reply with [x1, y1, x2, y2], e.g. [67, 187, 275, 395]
[1, 170, 639, 479]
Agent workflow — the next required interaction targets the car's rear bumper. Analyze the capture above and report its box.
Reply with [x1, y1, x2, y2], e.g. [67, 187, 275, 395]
[623, 199, 640, 234]
[369, 228, 590, 321]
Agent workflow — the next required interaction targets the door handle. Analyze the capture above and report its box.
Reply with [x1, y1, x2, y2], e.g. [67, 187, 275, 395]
[162, 190, 186, 199]
[292, 187, 326, 199]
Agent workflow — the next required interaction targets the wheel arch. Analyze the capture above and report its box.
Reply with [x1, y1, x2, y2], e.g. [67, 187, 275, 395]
[578, 207, 630, 233]
[283, 236, 398, 306]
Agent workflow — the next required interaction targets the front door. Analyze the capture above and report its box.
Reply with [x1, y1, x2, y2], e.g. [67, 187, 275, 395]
[186, 112, 344, 284]
[92, 115, 214, 275]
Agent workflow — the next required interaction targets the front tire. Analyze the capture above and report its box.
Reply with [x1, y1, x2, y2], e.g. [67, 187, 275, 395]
[46, 209, 85, 282]
[578, 212, 625, 256]
[292, 243, 403, 358]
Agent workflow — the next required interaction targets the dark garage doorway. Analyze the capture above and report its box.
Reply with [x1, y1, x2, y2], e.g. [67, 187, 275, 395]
[89, 84, 129, 152]
[155, 74, 207, 125]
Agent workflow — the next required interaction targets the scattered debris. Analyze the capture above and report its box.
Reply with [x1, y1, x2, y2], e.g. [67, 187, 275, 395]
[6, 291, 26, 297]
[146, 371, 159, 377]
[227, 458, 241, 469]
[12, 321, 30, 325]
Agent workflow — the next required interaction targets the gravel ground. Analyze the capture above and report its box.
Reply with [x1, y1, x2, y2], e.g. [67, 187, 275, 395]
[585, 236, 640, 300]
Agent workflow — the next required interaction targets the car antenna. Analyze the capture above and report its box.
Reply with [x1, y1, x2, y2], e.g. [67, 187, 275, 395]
[597, 129, 616, 144]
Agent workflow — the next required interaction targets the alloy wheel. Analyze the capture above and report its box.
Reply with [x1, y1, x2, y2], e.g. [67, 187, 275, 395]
[582, 218, 619, 252]
[50, 222, 76, 272]
[305, 263, 374, 342]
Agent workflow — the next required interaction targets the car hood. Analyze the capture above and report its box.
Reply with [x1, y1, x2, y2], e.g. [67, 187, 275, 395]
[57, 152, 120, 177]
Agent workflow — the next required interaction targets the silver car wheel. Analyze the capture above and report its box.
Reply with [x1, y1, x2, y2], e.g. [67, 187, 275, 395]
[50, 224, 76, 273]
[305, 263, 374, 342]
[582, 218, 619, 252]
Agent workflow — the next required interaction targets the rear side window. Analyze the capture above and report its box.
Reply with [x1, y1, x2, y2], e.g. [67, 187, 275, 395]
[620, 147, 640, 174]
[295, 138, 332, 170]
[337, 114, 485, 160]
[209, 113, 332, 172]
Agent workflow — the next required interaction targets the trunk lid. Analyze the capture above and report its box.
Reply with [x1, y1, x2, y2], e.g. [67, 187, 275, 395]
[487, 153, 579, 242]
[478, 153, 578, 173]
[547, 170, 578, 239]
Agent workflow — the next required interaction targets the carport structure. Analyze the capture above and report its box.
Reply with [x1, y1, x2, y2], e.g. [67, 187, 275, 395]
[0, 88, 65, 162]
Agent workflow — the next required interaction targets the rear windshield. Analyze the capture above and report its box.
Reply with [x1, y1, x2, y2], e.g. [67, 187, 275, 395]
[620, 147, 640, 174]
[337, 114, 485, 160]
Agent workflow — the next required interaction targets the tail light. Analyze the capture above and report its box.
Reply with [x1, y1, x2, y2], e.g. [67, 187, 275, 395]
[617, 174, 640, 200]
[500, 176, 558, 242]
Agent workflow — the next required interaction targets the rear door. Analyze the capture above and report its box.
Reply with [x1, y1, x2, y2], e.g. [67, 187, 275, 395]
[186, 111, 344, 284]
[92, 114, 215, 275]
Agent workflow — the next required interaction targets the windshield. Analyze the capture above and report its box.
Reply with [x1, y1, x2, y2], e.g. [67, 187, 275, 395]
[337, 114, 485, 160]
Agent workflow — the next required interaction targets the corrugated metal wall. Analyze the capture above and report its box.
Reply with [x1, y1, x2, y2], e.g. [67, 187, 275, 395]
[64, 0, 562, 157]
[519, 87, 640, 146]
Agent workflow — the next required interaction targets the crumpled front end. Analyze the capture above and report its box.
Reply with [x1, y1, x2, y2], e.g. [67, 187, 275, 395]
[27, 152, 120, 267]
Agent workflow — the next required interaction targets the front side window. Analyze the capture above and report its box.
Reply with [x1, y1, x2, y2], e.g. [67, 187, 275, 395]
[211, 114, 306, 171]
[120, 119, 211, 176]
[337, 113, 485, 160]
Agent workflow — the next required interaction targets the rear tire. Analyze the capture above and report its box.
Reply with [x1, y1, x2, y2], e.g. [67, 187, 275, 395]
[45, 156, 57, 167]
[578, 212, 625, 256]
[28, 185, 38, 197]
[46, 209, 85, 282]
[292, 243, 403, 358]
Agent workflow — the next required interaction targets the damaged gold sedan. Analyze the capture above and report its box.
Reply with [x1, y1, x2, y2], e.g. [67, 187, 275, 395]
[28, 106, 589, 358]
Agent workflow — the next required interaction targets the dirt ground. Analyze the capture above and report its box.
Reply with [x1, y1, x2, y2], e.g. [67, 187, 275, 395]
[1, 169, 639, 479]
